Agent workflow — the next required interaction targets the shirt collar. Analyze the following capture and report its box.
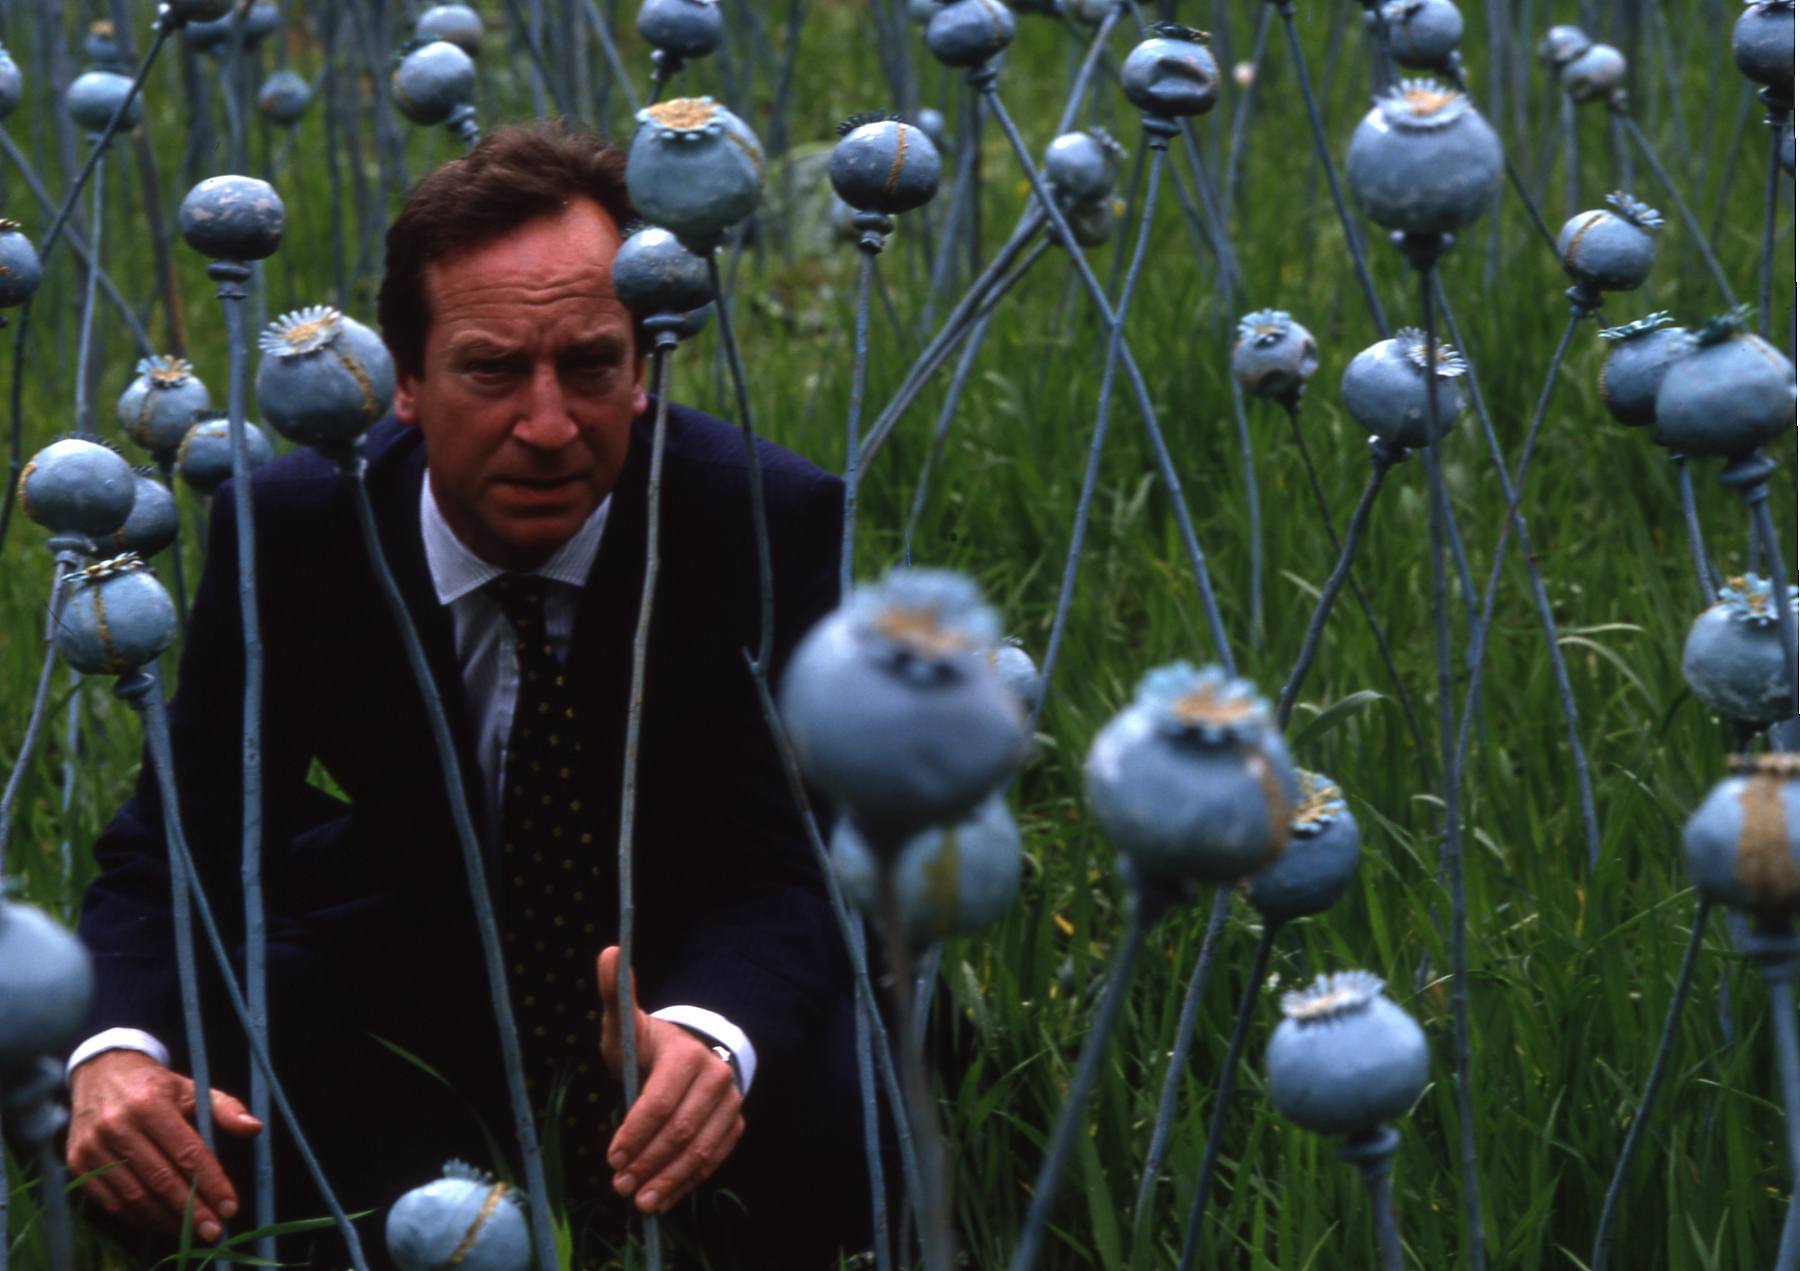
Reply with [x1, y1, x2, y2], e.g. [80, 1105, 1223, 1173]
[419, 476, 611, 606]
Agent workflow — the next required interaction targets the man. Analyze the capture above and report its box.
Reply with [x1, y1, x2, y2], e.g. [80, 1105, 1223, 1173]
[67, 121, 864, 1266]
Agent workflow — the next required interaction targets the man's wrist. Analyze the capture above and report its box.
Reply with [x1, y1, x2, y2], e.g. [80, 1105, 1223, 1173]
[66, 1028, 170, 1086]
[648, 1005, 756, 1095]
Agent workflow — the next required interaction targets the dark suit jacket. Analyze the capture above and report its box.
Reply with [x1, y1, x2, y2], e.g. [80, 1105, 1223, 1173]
[76, 402, 851, 1241]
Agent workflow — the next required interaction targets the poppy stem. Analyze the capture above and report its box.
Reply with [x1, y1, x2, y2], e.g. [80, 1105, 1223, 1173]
[1341, 1125, 1404, 1271]
[0, 553, 79, 874]
[1614, 107, 1738, 309]
[1670, 455, 1719, 607]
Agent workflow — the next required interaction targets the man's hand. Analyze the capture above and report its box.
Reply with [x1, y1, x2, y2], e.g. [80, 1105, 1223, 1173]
[595, 946, 745, 1215]
[67, 1049, 263, 1241]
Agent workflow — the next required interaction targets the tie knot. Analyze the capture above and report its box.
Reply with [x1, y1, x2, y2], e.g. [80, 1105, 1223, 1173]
[485, 573, 554, 637]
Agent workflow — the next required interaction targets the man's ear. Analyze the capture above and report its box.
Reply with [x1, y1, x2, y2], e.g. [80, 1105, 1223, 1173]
[393, 370, 420, 428]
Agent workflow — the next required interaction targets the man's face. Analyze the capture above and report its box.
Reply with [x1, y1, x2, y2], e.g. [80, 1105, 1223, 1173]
[394, 197, 648, 570]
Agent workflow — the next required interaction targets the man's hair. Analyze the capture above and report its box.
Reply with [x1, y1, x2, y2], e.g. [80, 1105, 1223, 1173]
[377, 119, 636, 380]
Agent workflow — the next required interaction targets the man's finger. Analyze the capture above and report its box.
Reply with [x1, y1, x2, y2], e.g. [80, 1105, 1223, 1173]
[210, 1087, 265, 1138]
[92, 1119, 222, 1237]
[616, 1052, 737, 1192]
[634, 1097, 744, 1215]
[595, 946, 646, 1077]
[136, 1092, 244, 1221]
[606, 1049, 699, 1182]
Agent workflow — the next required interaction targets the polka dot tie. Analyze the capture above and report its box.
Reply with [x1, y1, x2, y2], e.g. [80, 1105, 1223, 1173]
[486, 573, 615, 1192]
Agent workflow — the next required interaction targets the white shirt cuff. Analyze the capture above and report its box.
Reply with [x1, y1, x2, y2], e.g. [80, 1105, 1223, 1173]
[649, 1006, 757, 1095]
[67, 1028, 170, 1085]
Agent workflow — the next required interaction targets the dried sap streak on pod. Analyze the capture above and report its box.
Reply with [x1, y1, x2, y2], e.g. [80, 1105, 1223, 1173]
[53, 553, 178, 678]
[1558, 193, 1663, 305]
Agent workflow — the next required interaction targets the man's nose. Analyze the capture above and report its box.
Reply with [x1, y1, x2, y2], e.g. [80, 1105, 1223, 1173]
[512, 361, 579, 450]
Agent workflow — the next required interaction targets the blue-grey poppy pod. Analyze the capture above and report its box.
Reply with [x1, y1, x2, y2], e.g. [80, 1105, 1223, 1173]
[1382, 0, 1464, 71]
[989, 638, 1043, 713]
[19, 437, 135, 538]
[923, 0, 1015, 68]
[179, 175, 285, 262]
[392, 39, 476, 127]
[64, 69, 141, 134]
[256, 307, 396, 448]
[1598, 313, 1691, 427]
[1265, 970, 1429, 1137]
[1558, 192, 1661, 296]
[111, 470, 179, 559]
[257, 69, 313, 126]
[1734, 0, 1795, 95]
[177, 415, 276, 495]
[240, 1, 282, 43]
[671, 301, 713, 340]
[1085, 662, 1300, 885]
[1683, 576, 1798, 726]
[416, 2, 485, 55]
[779, 569, 1029, 854]
[912, 107, 950, 155]
[184, 4, 277, 54]
[1652, 309, 1797, 458]
[84, 22, 126, 72]
[906, 0, 939, 26]
[1247, 772, 1361, 924]
[1066, 196, 1124, 248]
[55, 554, 178, 676]
[1043, 130, 1119, 205]
[831, 795, 1023, 948]
[627, 97, 765, 252]
[1538, 23, 1592, 68]
[1345, 80, 1502, 236]
[1232, 310, 1320, 402]
[387, 1161, 530, 1271]
[638, 0, 724, 60]
[1341, 327, 1466, 450]
[0, 46, 22, 120]
[0, 899, 95, 1079]
[1562, 42, 1627, 103]
[1684, 753, 1800, 921]
[0, 220, 43, 308]
[119, 356, 212, 457]
[1121, 25, 1220, 118]
[1063, 0, 1115, 23]
[830, 116, 941, 216]
[612, 226, 713, 316]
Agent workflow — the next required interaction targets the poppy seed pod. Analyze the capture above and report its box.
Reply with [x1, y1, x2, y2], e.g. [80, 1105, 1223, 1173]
[923, 0, 1015, 68]
[0, 899, 95, 1079]
[611, 226, 713, 316]
[0, 47, 22, 120]
[119, 356, 212, 456]
[1538, 24, 1592, 68]
[1341, 327, 1466, 450]
[64, 69, 141, 134]
[830, 115, 942, 216]
[111, 470, 179, 558]
[84, 23, 126, 72]
[177, 416, 275, 495]
[416, 3, 485, 56]
[1066, 196, 1124, 247]
[1043, 130, 1120, 205]
[387, 1160, 530, 1271]
[1734, 0, 1794, 95]
[990, 638, 1043, 713]
[626, 97, 765, 251]
[179, 175, 285, 262]
[830, 795, 1023, 948]
[0, 220, 43, 308]
[55, 554, 178, 676]
[1683, 576, 1798, 726]
[1231, 309, 1321, 402]
[1064, 0, 1116, 24]
[1265, 970, 1430, 1137]
[637, 0, 724, 60]
[1562, 42, 1627, 103]
[1247, 772, 1361, 924]
[1652, 310, 1797, 458]
[392, 40, 476, 127]
[256, 307, 396, 447]
[1085, 662, 1300, 885]
[187, 2, 281, 54]
[19, 437, 135, 538]
[1121, 25, 1220, 118]
[906, 0, 939, 26]
[912, 107, 950, 155]
[1558, 192, 1662, 297]
[257, 69, 313, 126]
[778, 569, 1029, 853]
[1683, 753, 1800, 921]
[1345, 80, 1502, 235]
[1382, 0, 1464, 71]
[1597, 313, 1691, 427]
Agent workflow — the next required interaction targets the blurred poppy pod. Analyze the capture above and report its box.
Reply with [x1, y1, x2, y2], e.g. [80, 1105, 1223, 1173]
[1558, 192, 1661, 298]
[612, 225, 713, 317]
[179, 174, 285, 262]
[416, 3, 485, 56]
[19, 436, 135, 538]
[392, 39, 476, 127]
[0, 220, 43, 308]
[831, 795, 1023, 948]
[1683, 576, 1798, 726]
[1345, 79, 1502, 235]
[64, 69, 141, 134]
[923, 0, 1015, 68]
[1063, 0, 1116, 24]
[626, 97, 765, 252]
[1085, 662, 1300, 885]
[111, 469, 179, 559]
[1265, 970, 1429, 1137]
[0, 46, 22, 120]
[1232, 309, 1320, 403]
[1597, 312, 1690, 427]
[778, 569, 1029, 853]
[830, 115, 941, 216]
[906, 0, 939, 26]
[84, 22, 126, 72]
[1247, 772, 1361, 924]
[0, 898, 95, 1081]
[1684, 753, 1800, 922]
[118, 355, 212, 456]
[177, 415, 275, 494]
[186, 2, 280, 55]
[1734, 0, 1794, 96]
[256, 306, 396, 447]
[1121, 24, 1219, 118]
[1652, 309, 1796, 458]
[1066, 196, 1124, 247]
[55, 554, 178, 676]
[387, 1160, 530, 1271]
[1382, 0, 1464, 71]
[990, 637, 1043, 713]
[1538, 23, 1592, 68]
[257, 69, 313, 126]
[911, 107, 950, 154]
[1562, 42, 1627, 103]
[638, 0, 724, 60]
[1043, 130, 1121, 205]
[1341, 327, 1466, 450]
